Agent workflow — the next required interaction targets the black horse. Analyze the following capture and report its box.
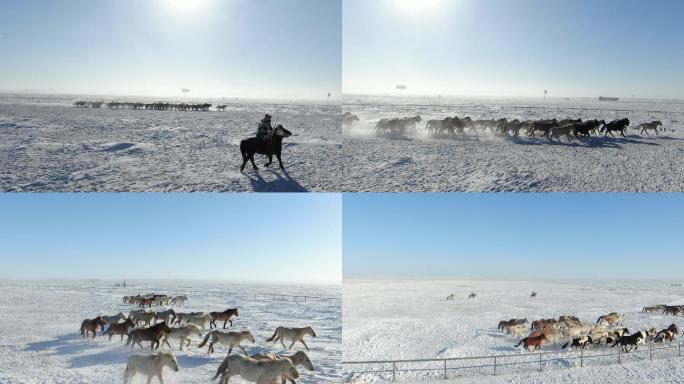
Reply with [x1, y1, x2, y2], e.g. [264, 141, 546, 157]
[612, 331, 646, 352]
[240, 125, 292, 171]
[601, 118, 630, 137]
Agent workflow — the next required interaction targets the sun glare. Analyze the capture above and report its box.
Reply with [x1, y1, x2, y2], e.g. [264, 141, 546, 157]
[166, 0, 208, 12]
[393, 0, 444, 14]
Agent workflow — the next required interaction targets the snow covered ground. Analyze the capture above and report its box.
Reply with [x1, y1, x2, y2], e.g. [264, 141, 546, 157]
[0, 94, 341, 192]
[343, 279, 684, 383]
[342, 95, 684, 192]
[0, 280, 341, 383]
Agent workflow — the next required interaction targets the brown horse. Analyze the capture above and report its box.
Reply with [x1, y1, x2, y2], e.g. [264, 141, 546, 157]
[210, 308, 239, 329]
[515, 334, 547, 351]
[108, 318, 135, 342]
[80, 316, 105, 339]
[664, 306, 681, 316]
[139, 298, 155, 308]
[126, 322, 171, 350]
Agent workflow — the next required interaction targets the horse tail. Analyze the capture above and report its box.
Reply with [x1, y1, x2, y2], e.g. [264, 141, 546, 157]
[198, 331, 214, 348]
[211, 357, 228, 380]
[514, 338, 525, 348]
[561, 341, 569, 349]
[596, 316, 602, 324]
[266, 329, 279, 342]
[611, 337, 621, 347]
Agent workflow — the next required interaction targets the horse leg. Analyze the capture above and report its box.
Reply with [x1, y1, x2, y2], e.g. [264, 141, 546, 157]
[209, 342, 215, 355]
[156, 374, 163, 384]
[280, 337, 287, 350]
[265, 155, 273, 167]
[288, 340, 295, 350]
[300, 339, 310, 351]
[227, 346, 233, 355]
[223, 320, 228, 329]
[249, 154, 258, 169]
[276, 153, 285, 170]
[239, 345, 247, 354]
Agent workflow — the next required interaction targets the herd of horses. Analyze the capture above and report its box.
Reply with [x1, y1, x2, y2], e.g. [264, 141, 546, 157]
[495, 311, 679, 354]
[642, 304, 684, 316]
[73, 100, 228, 112]
[350, 112, 665, 141]
[79, 293, 318, 384]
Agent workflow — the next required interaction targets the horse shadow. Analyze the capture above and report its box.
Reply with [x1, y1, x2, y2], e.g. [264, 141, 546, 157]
[25, 333, 89, 356]
[243, 169, 308, 192]
[176, 354, 217, 369]
[69, 348, 130, 368]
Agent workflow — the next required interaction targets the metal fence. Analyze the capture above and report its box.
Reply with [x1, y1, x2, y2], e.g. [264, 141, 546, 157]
[252, 292, 342, 306]
[343, 341, 683, 382]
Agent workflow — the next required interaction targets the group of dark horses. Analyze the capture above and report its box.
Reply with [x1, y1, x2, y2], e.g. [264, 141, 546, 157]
[73, 100, 223, 111]
[423, 115, 640, 141]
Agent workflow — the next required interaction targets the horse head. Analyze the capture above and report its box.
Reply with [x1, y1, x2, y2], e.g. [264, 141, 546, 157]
[274, 125, 292, 138]
[294, 351, 314, 371]
[307, 326, 317, 337]
[244, 330, 256, 343]
[160, 352, 180, 372]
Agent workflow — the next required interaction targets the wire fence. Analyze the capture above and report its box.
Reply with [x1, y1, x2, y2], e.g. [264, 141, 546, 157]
[252, 292, 342, 306]
[343, 341, 683, 382]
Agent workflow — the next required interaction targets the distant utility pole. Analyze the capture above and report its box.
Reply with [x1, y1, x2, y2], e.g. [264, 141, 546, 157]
[181, 88, 190, 98]
[396, 85, 407, 97]
[543, 89, 548, 113]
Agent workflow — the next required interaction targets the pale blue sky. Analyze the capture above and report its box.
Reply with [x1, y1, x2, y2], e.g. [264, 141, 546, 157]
[343, 0, 684, 99]
[0, 0, 341, 100]
[0, 194, 341, 284]
[343, 193, 684, 281]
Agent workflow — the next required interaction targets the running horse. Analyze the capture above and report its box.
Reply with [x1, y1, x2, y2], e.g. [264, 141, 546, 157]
[240, 125, 292, 171]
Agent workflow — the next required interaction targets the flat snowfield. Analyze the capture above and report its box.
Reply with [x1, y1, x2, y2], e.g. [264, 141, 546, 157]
[342, 96, 684, 192]
[0, 97, 341, 192]
[0, 281, 341, 383]
[343, 279, 684, 383]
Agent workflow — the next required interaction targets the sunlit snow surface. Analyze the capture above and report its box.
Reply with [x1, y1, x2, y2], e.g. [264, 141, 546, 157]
[0, 95, 341, 192]
[342, 95, 684, 192]
[343, 279, 684, 383]
[0, 280, 341, 383]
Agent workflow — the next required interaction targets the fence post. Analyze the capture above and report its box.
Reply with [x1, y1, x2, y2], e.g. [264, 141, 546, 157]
[538, 354, 542, 372]
[443, 359, 447, 379]
[493, 356, 497, 376]
[679, 341, 681, 357]
[392, 362, 396, 382]
[580, 350, 583, 367]
[618, 348, 621, 364]
[649, 343, 652, 360]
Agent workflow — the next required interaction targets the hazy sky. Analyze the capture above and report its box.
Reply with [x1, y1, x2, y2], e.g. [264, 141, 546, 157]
[343, 0, 684, 99]
[0, 0, 341, 100]
[0, 194, 341, 284]
[343, 193, 684, 281]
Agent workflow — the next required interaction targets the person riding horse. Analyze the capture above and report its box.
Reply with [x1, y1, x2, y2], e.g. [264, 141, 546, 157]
[257, 114, 274, 143]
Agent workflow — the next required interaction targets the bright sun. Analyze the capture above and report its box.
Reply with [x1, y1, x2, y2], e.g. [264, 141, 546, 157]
[393, 0, 444, 14]
[165, 0, 208, 11]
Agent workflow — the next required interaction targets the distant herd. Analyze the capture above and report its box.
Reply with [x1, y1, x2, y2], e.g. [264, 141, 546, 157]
[341, 112, 667, 141]
[79, 293, 318, 384]
[73, 100, 228, 112]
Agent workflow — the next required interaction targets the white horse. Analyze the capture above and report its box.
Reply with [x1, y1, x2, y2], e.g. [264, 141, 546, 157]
[174, 311, 205, 326]
[171, 295, 188, 306]
[123, 351, 179, 384]
[198, 330, 255, 354]
[162, 324, 203, 351]
[155, 309, 176, 324]
[251, 351, 314, 384]
[213, 354, 298, 384]
[186, 313, 212, 330]
[266, 326, 317, 351]
[134, 312, 157, 327]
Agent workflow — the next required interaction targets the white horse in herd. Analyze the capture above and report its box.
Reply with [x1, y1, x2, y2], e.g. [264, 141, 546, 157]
[266, 326, 317, 351]
[199, 330, 256, 354]
[212, 354, 298, 384]
[123, 351, 179, 384]
[162, 324, 203, 351]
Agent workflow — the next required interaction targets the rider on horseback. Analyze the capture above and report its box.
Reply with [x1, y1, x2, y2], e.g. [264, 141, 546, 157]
[256, 114, 274, 143]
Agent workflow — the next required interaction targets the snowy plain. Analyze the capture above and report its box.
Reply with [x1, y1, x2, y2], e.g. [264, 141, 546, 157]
[0, 94, 341, 192]
[0, 280, 341, 384]
[342, 95, 684, 192]
[343, 279, 684, 383]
